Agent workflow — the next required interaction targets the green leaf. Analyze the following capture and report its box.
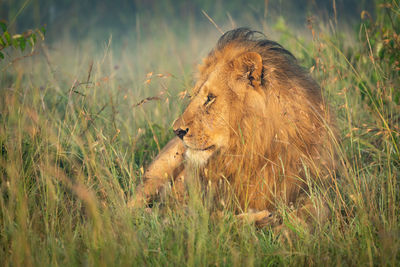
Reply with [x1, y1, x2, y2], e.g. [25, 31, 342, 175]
[4, 31, 11, 45]
[19, 38, 26, 51]
[0, 51, 4, 59]
[0, 22, 6, 33]
[0, 36, 5, 47]
[12, 37, 18, 48]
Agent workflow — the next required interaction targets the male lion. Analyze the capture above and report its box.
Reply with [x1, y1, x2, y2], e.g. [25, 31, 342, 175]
[132, 28, 337, 227]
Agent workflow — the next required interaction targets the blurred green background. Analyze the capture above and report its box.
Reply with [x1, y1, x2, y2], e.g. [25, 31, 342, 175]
[1, 0, 375, 41]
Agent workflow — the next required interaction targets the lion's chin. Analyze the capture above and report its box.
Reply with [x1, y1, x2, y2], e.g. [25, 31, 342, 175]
[185, 147, 215, 167]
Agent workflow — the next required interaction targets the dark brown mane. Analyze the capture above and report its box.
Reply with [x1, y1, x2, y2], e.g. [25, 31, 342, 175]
[213, 27, 296, 60]
[201, 28, 316, 93]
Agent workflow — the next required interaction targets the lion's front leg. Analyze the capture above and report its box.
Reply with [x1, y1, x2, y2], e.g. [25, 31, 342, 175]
[237, 196, 330, 231]
[237, 209, 282, 228]
[129, 137, 186, 208]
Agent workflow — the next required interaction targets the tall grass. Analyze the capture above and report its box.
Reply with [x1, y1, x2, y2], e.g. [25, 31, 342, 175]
[1, 1, 399, 266]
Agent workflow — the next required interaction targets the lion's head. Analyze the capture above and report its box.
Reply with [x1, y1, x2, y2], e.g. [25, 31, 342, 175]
[173, 28, 336, 209]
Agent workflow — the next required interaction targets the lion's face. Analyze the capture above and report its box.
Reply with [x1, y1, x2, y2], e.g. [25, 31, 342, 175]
[173, 51, 264, 165]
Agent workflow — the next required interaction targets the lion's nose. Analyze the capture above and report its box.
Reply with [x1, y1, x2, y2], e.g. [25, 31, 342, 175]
[174, 128, 188, 140]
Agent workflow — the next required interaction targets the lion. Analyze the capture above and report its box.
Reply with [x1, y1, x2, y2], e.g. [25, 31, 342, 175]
[131, 28, 337, 228]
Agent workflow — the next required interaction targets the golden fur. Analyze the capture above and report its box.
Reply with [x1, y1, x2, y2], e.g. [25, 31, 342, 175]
[132, 28, 336, 222]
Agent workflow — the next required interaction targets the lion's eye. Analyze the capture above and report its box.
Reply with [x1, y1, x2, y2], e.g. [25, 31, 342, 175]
[204, 93, 216, 106]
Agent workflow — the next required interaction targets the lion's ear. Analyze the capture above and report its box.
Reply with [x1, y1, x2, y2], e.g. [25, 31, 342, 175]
[232, 52, 263, 89]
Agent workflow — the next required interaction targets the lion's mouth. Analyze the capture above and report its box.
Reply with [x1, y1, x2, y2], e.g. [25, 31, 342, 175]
[185, 144, 215, 151]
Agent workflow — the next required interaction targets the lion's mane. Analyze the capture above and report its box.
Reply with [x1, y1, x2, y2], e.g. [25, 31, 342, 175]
[195, 28, 337, 211]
